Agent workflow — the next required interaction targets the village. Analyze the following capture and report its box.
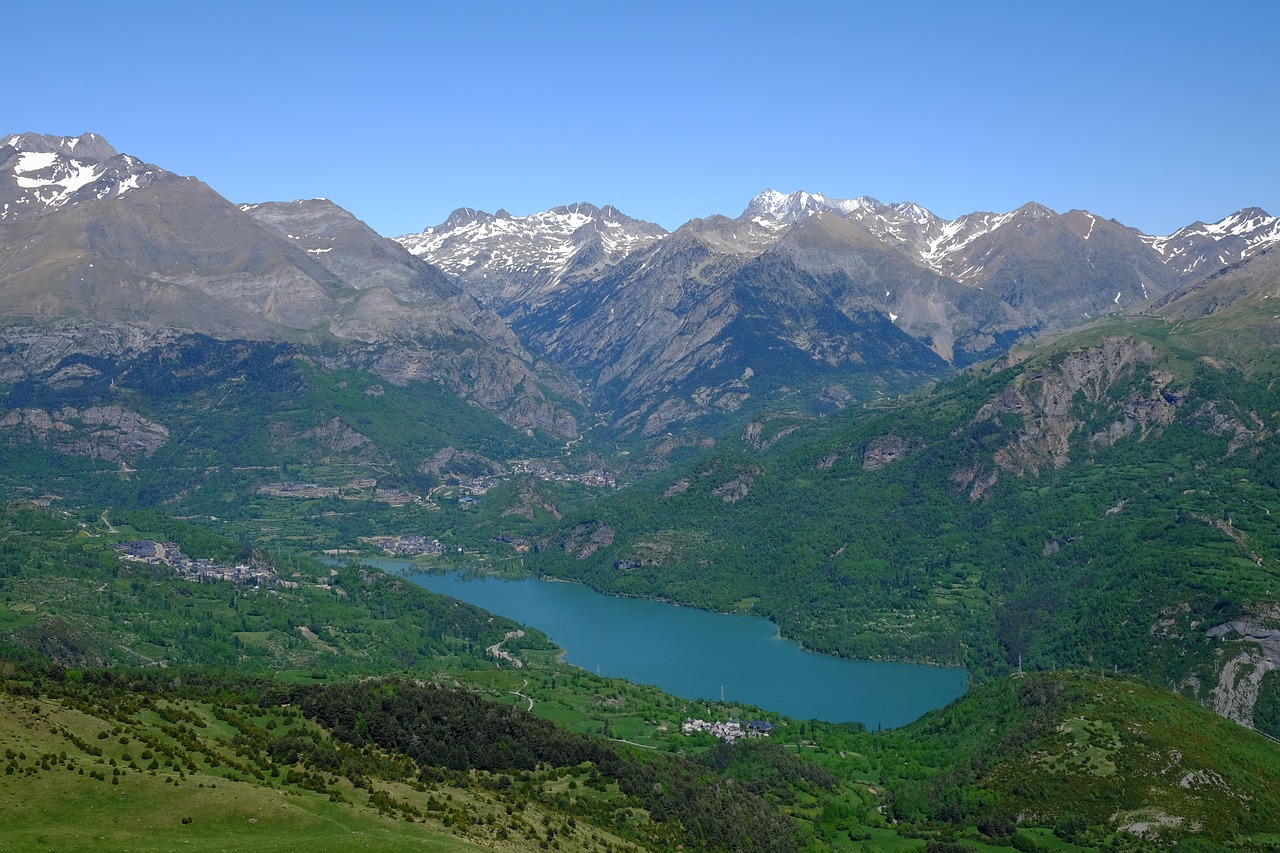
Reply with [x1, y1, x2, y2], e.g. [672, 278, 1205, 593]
[256, 480, 422, 506]
[681, 717, 776, 743]
[366, 534, 452, 557]
[256, 464, 615, 507]
[114, 540, 288, 588]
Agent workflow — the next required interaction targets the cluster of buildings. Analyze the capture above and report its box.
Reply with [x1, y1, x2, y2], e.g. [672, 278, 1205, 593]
[370, 534, 448, 556]
[255, 467, 611, 508]
[681, 717, 777, 743]
[372, 487, 419, 506]
[513, 462, 616, 489]
[258, 482, 338, 499]
[450, 464, 617, 497]
[256, 480, 423, 505]
[114, 540, 285, 587]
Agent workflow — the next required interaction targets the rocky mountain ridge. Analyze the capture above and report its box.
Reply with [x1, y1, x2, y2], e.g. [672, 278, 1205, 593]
[397, 202, 667, 316]
[0, 133, 581, 439]
[399, 187, 1277, 439]
[6, 130, 1280, 450]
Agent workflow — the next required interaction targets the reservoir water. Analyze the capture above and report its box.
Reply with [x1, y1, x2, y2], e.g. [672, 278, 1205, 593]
[367, 561, 966, 728]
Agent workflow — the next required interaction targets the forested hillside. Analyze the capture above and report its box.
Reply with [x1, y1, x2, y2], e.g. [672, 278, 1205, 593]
[505, 314, 1280, 725]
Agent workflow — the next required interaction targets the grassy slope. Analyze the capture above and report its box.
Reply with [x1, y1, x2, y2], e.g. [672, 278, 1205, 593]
[0, 685, 627, 853]
[8, 668, 1280, 852]
[884, 670, 1280, 846]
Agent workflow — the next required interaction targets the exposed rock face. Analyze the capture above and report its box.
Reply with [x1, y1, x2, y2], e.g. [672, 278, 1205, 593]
[0, 321, 182, 385]
[306, 417, 372, 454]
[419, 446, 501, 479]
[0, 405, 168, 462]
[861, 434, 912, 470]
[560, 522, 615, 560]
[741, 413, 805, 451]
[0, 134, 582, 440]
[817, 384, 854, 411]
[711, 467, 761, 503]
[1193, 401, 1268, 455]
[951, 463, 1001, 502]
[967, 337, 1174, 477]
[636, 371, 755, 438]
[500, 479, 563, 521]
[662, 477, 691, 497]
[1206, 617, 1280, 726]
[270, 416, 378, 463]
[360, 343, 580, 439]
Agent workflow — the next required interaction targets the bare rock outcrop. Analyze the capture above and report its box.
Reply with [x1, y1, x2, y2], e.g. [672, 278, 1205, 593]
[1194, 401, 1268, 455]
[560, 522, 615, 560]
[0, 405, 169, 462]
[0, 321, 180, 385]
[712, 467, 761, 503]
[1205, 616, 1280, 726]
[741, 413, 805, 451]
[861, 434, 913, 470]
[967, 337, 1180, 478]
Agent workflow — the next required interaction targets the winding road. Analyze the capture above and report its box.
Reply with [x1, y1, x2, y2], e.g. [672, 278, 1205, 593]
[510, 678, 534, 712]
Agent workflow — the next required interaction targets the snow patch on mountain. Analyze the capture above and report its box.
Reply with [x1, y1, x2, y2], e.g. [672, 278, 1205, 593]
[396, 202, 667, 298]
[1142, 208, 1280, 275]
[0, 132, 164, 220]
[745, 189, 1055, 281]
[745, 189, 1275, 286]
[745, 188, 879, 224]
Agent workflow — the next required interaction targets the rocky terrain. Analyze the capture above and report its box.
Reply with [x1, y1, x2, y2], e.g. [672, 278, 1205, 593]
[0, 133, 581, 439]
[401, 188, 1280, 442]
[398, 202, 667, 316]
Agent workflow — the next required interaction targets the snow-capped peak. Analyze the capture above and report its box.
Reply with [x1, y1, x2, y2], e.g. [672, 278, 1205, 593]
[1, 131, 119, 160]
[396, 202, 668, 305]
[1143, 207, 1280, 275]
[744, 188, 881, 225]
[1, 132, 164, 222]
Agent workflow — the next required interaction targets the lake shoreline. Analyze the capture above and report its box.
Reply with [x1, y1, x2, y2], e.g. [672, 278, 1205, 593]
[349, 557, 968, 728]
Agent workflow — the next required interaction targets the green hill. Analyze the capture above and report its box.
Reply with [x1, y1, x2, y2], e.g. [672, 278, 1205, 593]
[882, 670, 1280, 848]
[0, 667, 796, 853]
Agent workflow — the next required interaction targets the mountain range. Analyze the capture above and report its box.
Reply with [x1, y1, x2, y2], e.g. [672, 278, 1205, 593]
[399, 185, 1280, 436]
[8, 132, 1280, 847]
[6, 131, 1280, 452]
[0, 132, 581, 440]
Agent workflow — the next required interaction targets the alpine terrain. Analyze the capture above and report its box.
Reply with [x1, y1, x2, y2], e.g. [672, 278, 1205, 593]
[5, 131, 1280, 850]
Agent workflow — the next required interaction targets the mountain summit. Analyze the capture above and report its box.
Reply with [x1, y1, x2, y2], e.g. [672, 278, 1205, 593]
[0, 133, 581, 438]
[397, 202, 667, 316]
[0, 131, 160, 221]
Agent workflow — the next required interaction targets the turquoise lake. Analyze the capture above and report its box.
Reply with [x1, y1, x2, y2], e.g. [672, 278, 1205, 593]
[364, 560, 968, 728]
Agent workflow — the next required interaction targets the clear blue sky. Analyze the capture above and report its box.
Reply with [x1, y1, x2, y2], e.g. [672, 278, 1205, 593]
[8, 0, 1277, 237]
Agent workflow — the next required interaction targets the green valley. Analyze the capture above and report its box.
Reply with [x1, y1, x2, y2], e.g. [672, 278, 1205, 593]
[5, 128, 1280, 850]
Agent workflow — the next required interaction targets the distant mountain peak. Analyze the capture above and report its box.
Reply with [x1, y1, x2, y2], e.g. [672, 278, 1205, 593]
[744, 188, 883, 224]
[396, 202, 667, 309]
[1144, 206, 1280, 275]
[0, 131, 167, 221]
[1, 131, 119, 160]
[441, 207, 494, 229]
[1013, 201, 1056, 219]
